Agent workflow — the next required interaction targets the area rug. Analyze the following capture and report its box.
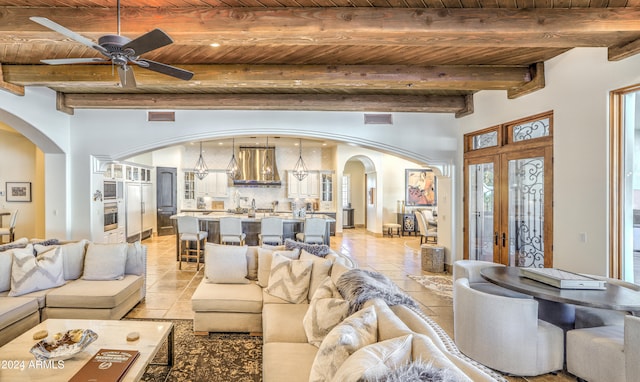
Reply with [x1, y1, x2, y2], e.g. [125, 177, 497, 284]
[407, 275, 453, 300]
[125, 319, 262, 382]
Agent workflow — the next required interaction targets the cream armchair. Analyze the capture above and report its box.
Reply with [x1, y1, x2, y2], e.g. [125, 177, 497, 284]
[453, 278, 564, 376]
[567, 315, 640, 382]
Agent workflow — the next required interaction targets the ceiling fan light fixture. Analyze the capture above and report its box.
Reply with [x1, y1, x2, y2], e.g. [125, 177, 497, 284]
[292, 138, 308, 181]
[226, 138, 239, 180]
[194, 141, 209, 180]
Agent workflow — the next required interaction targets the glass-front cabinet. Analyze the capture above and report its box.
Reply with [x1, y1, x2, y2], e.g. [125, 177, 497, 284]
[321, 172, 333, 202]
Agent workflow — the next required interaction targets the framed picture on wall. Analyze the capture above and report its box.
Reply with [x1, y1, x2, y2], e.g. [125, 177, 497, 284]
[6, 182, 32, 202]
[405, 169, 436, 206]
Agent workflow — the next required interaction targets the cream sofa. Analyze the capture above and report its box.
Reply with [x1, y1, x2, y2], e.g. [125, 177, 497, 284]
[192, 242, 507, 381]
[0, 238, 147, 346]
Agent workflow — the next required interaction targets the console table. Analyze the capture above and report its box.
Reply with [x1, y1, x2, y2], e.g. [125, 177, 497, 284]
[397, 213, 418, 236]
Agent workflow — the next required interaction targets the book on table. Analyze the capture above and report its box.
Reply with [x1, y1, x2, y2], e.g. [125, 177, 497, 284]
[521, 268, 607, 290]
[69, 349, 140, 382]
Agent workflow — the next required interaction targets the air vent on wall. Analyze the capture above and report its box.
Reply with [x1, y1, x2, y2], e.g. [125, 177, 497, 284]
[148, 111, 175, 122]
[364, 113, 393, 125]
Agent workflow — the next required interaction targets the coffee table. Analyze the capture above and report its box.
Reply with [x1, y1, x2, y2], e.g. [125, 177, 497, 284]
[0, 319, 173, 381]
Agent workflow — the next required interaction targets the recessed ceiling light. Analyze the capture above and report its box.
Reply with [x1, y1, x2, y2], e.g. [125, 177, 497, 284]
[210, 43, 221, 47]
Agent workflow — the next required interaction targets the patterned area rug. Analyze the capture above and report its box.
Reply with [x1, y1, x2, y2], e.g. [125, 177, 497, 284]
[408, 275, 453, 300]
[126, 319, 262, 382]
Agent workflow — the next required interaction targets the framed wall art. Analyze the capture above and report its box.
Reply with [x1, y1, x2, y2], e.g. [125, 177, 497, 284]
[6, 182, 32, 202]
[405, 169, 436, 206]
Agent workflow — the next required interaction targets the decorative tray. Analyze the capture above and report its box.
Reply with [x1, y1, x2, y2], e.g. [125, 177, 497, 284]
[30, 329, 98, 361]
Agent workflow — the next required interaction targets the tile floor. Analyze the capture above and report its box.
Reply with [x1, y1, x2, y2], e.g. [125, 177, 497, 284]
[126, 228, 575, 382]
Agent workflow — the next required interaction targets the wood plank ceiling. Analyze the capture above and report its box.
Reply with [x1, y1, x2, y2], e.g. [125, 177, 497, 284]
[1, 0, 640, 115]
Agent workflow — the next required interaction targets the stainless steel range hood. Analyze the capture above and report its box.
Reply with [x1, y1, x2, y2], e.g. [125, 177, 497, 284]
[232, 146, 282, 187]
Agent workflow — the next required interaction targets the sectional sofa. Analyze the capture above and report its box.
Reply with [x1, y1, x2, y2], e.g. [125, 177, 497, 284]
[0, 238, 147, 346]
[191, 241, 507, 381]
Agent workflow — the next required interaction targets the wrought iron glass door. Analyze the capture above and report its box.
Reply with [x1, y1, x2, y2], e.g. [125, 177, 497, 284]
[466, 156, 498, 263]
[464, 112, 553, 267]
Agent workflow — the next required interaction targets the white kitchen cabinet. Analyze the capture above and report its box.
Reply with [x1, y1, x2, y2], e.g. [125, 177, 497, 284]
[287, 170, 319, 199]
[195, 170, 228, 197]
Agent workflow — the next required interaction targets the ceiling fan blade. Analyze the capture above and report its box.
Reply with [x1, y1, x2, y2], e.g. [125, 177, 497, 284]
[41, 58, 108, 65]
[137, 59, 194, 81]
[122, 29, 173, 56]
[30, 17, 109, 56]
[118, 66, 137, 89]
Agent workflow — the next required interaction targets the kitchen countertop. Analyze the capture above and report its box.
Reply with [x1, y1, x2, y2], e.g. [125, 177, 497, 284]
[172, 212, 336, 223]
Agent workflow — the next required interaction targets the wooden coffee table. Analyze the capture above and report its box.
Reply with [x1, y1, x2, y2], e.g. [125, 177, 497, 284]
[0, 319, 173, 381]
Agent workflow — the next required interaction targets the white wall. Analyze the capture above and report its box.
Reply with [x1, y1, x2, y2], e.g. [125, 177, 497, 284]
[457, 47, 640, 276]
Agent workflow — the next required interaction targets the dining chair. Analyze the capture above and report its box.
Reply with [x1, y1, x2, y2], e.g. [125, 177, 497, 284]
[219, 217, 246, 245]
[259, 217, 284, 246]
[0, 209, 18, 243]
[415, 210, 437, 245]
[567, 315, 640, 382]
[177, 215, 208, 271]
[453, 277, 564, 376]
[295, 217, 326, 244]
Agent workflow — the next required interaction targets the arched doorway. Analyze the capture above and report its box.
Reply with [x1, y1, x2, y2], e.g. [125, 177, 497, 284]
[343, 155, 377, 232]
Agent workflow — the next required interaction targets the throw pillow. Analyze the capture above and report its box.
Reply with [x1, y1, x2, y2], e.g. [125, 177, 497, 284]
[82, 242, 128, 281]
[204, 244, 249, 284]
[0, 237, 29, 252]
[301, 250, 333, 299]
[0, 248, 15, 292]
[125, 241, 145, 276]
[309, 305, 378, 382]
[265, 253, 313, 303]
[355, 360, 460, 382]
[331, 334, 414, 382]
[8, 245, 65, 297]
[284, 238, 331, 257]
[35, 239, 88, 280]
[257, 248, 300, 287]
[303, 277, 349, 347]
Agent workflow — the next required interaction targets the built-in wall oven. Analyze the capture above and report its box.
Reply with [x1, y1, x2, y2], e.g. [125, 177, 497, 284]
[104, 203, 118, 231]
[103, 180, 123, 200]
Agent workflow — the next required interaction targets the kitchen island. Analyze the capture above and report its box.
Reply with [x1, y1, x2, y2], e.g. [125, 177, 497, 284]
[171, 212, 336, 258]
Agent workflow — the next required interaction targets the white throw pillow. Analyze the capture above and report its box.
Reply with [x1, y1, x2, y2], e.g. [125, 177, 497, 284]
[204, 243, 249, 284]
[265, 253, 312, 303]
[8, 245, 65, 297]
[331, 334, 414, 382]
[0, 248, 14, 292]
[125, 241, 145, 276]
[301, 250, 333, 300]
[309, 305, 378, 382]
[257, 248, 300, 287]
[303, 277, 349, 347]
[35, 239, 88, 280]
[82, 242, 128, 281]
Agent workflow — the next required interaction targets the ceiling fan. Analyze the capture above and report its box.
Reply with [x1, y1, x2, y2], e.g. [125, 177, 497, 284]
[30, 2, 193, 88]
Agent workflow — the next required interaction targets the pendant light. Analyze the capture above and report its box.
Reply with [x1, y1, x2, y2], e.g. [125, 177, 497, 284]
[226, 138, 239, 180]
[194, 141, 209, 180]
[292, 138, 308, 181]
[262, 137, 274, 180]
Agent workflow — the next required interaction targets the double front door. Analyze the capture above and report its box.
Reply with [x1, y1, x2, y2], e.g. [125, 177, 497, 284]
[464, 112, 553, 267]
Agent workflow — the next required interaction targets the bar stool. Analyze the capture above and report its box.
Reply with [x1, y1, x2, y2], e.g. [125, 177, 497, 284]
[0, 209, 18, 244]
[177, 216, 208, 271]
[219, 217, 246, 245]
[295, 217, 326, 244]
[259, 217, 284, 246]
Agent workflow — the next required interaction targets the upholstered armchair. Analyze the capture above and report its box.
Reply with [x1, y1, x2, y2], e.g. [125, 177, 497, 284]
[453, 277, 564, 376]
[452, 260, 529, 299]
[567, 315, 640, 382]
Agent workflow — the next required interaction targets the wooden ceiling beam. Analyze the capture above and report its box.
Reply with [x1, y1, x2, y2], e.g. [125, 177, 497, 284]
[0, 64, 24, 96]
[60, 93, 469, 113]
[608, 38, 640, 61]
[508, 62, 545, 99]
[3, 7, 640, 48]
[3, 64, 533, 91]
